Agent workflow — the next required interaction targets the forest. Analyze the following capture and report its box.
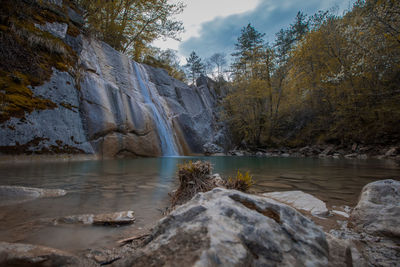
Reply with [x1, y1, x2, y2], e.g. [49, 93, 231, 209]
[68, 0, 400, 148]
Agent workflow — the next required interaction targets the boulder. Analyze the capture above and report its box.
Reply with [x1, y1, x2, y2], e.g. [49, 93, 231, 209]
[116, 188, 329, 266]
[54, 211, 135, 226]
[0, 242, 94, 266]
[262, 191, 329, 216]
[202, 142, 223, 155]
[350, 179, 400, 238]
[0, 186, 66, 206]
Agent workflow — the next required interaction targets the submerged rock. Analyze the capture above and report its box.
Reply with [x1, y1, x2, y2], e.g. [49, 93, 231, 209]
[262, 190, 329, 216]
[54, 211, 135, 226]
[0, 186, 66, 206]
[350, 179, 400, 238]
[0, 241, 94, 266]
[116, 188, 329, 266]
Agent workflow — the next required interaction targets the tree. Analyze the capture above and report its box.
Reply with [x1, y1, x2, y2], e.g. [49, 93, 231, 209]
[231, 24, 266, 79]
[77, 0, 185, 60]
[208, 53, 227, 78]
[185, 51, 204, 84]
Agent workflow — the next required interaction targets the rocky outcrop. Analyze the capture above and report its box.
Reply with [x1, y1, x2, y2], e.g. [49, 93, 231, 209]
[0, 186, 66, 206]
[350, 179, 400, 238]
[116, 188, 329, 266]
[0, 0, 228, 158]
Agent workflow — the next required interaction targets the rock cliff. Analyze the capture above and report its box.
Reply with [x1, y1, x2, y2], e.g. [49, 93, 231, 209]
[0, 0, 227, 157]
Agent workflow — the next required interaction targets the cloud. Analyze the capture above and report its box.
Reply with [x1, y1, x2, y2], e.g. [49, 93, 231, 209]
[179, 0, 355, 60]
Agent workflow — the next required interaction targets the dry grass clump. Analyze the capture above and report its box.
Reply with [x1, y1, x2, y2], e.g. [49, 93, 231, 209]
[170, 161, 215, 208]
[225, 171, 254, 192]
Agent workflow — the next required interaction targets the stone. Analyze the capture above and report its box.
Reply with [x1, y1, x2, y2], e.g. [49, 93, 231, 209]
[35, 22, 68, 39]
[352, 143, 358, 152]
[350, 179, 400, 238]
[54, 211, 135, 226]
[344, 153, 357, 158]
[116, 188, 329, 266]
[0, 241, 94, 266]
[68, 7, 85, 26]
[256, 151, 264, 157]
[321, 145, 335, 156]
[331, 210, 349, 218]
[42, 0, 63, 7]
[385, 147, 398, 157]
[0, 186, 66, 206]
[357, 154, 368, 160]
[325, 234, 367, 267]
[202, 142, 223, 155]
[262, 191, 329, 216]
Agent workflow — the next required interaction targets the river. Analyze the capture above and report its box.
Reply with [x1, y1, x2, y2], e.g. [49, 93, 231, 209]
[0, 156, 399, 253]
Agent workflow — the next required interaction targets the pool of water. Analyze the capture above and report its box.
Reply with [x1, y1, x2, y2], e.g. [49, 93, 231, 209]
[0, 156, 399, 253]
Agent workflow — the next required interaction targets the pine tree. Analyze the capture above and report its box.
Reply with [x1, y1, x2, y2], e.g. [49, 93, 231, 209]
[185, 51, 204, 84]
[231, 24, 266, 79]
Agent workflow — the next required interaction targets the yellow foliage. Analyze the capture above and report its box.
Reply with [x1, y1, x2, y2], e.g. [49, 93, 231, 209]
[225, 171, 254, 192]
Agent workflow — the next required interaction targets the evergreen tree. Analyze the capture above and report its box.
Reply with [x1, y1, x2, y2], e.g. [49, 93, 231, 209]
[231, 24, 266, 79]
[185, 51, 204, 84]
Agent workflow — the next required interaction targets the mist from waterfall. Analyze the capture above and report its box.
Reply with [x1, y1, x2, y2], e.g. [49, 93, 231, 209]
[132, 62, 179, 156]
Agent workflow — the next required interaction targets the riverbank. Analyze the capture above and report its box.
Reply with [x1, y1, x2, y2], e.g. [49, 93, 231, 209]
[224, 144, 400, 161]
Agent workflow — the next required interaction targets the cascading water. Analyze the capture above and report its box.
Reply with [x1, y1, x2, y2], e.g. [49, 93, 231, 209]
[132, 62, 179, 156]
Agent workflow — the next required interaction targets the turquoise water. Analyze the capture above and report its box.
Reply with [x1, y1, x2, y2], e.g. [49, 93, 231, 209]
[0, 156, 399, 252]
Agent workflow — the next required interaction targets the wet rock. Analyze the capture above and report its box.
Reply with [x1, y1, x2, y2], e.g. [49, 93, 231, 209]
[0, 186, 66, 206]
[54, 211, 135, 226]
[116, 188, 329, 266]
[262, 191, 329, 216]
[344, 153, 357, 158]
[0, 241, 94, 266]
[350, 179, 400, 238]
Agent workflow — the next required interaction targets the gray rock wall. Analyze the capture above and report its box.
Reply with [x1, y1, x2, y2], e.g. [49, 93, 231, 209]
[0, 33, 226, 157]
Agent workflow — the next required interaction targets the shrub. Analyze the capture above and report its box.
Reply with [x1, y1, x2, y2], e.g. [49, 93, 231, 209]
[225, 170, 254, 192]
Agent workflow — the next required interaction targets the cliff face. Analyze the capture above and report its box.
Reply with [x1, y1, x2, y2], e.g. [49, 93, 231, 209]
[0, 0, 227, 157]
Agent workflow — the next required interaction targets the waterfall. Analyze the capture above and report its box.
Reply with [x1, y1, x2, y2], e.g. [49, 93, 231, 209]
[132, 62, 179, 156]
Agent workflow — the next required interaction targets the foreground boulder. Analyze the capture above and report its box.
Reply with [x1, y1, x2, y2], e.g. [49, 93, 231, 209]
[0, 242, 94, 266]
[0, 186, 66, 206]
[350, 179, 400, 238]
[116, 188, 329, 266]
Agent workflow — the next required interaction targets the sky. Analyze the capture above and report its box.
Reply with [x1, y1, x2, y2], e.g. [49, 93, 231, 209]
[153, 0, 356, 62]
